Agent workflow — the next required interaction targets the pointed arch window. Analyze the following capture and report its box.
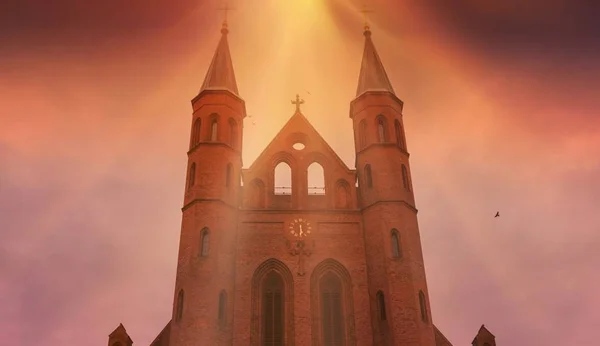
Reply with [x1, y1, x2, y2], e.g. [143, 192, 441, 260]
[307, 162, 325, 195]
[191, 118, 201, 148]
[377, 115, 387, 143]
[419, 290, 428, 323]
[274, 162, 292, 195]
[364, 164, 373, 188]
[229, 118, 238, 149]
[262, 271, 285, 345]
[401, 164, 410, 191]
[210, 118, 218, 141]
[200, 228, 210, 257]
[391, 229, 402, 258]
[376, 290, 387, 321]
[188, 163, 196, 189]
[176, 289, 184, 322]
[321, 272, 345, 346]
[359, 120, 367, 149]
[394, 119, 405, 150]
[226, 163, 233, 188]
[218, 290, 227, 325]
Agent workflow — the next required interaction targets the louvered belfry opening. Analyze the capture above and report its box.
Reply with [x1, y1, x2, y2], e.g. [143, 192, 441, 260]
[262, 271, 284, 346]
[321, 272, 346, 346]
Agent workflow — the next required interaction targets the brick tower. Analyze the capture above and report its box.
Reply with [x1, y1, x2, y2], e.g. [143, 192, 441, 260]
[168, 18, 245, 346]
[350, 23, 437, 345]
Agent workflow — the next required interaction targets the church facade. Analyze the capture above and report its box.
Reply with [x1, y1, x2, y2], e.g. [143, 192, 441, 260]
[107, 20, 498, 346]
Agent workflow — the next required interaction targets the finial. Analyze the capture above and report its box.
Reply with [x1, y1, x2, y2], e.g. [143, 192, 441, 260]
[359, 4, 374, 34]
[291, 94, 305, 113]
[218, 2, 234, 34]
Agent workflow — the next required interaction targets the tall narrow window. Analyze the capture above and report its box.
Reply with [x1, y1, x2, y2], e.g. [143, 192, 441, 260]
[218, 290, 227, 325]
[274, 162, 292, 195]
[176, 289, 184, 322]
[192, 118, 201, 147]
[401, 164, 410, 191]
[226, 164, 233, 188]
[391, 229, 401, 258]
[262, 271, 284, 346]
[200, 228, 209, 257]
[394, 119, 406, 150]
[307, 162, 325, 195]
[419, 290, 428, 323]
[377, 115, 387, 143]
[229, 118, 238, 149]
[321, 272, 345, 346]
[376, 291, 387, 321]
[211, 118, 218, 141]
[365, 164, 373, 188]
[188, 163, 196, 189]
[359, 120, 367, 149]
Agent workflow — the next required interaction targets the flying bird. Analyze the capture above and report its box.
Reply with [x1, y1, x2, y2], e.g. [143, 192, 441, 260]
[494, 212, 500, 218]
[305, 89, 311, 95]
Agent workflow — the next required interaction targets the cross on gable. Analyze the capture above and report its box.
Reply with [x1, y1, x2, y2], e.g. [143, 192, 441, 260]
[291, 94, 305, 113]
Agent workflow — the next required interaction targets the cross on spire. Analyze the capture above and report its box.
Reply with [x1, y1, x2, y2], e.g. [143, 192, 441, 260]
[217, 2, 235, 27]
[291, 94, 305, 113]
[359, 4, 374, 31]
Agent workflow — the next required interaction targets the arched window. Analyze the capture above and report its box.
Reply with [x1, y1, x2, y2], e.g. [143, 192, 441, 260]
[226, 163, 233, 188]
[218, 290, 227, 325]
[210, 118, 218, 141]
[274, 162, 292, 195]
[262, 271, 285, 345]
[419, 290, 428, 323]
[188, 163, 196, 189]
[334, 180, 351, 209]
[176, 289, 184, 322]
[391, 229, 402, 258]
[248, 179, 266, 208]
[200, 228, 210, 257]
[401, 164, 410, 191]
[365, 164, 373, 188]
[394, 119, 405, 150]
[377, 115, 387, 143]
[307, 162, 325, 195]
[320, 272, 345, 345]
[376, 291, 387, 321]
[191, 118, 201, 147]
[359, 120, 367, 149]
[229, 118, 238, 149]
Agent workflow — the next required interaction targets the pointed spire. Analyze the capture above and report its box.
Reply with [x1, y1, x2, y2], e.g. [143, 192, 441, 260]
[355, 25, 395, 97]
[199, 17, 239, 96]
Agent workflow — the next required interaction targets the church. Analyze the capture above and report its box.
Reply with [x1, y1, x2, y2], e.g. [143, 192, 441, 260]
[107, 17, 498, 346]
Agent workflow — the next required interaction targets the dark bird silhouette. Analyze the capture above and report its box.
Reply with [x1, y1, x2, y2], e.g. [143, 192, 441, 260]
[494, 212, 500, 218]
[305, 89, 311, 95]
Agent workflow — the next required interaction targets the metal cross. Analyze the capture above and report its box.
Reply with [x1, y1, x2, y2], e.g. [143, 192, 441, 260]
[291, 94, 305, 113]
[359, 4, 374, 29]
[217, 2, 235, 23]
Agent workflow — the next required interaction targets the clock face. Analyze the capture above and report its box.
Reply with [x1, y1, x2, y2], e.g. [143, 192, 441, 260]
[289, 218, 312, 238]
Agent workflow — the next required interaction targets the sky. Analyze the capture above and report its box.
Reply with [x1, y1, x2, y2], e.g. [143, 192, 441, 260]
[1, 0, 599, 345]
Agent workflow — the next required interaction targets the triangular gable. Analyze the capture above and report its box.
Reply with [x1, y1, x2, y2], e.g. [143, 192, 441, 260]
[246, 111, 352, 173]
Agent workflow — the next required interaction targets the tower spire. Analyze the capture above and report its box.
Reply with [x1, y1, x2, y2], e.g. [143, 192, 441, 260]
[199, 5, 239, 96]
[355, 10, 395, 97]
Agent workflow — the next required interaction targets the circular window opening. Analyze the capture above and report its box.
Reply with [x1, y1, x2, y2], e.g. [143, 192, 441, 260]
[292, 142, 306, 151]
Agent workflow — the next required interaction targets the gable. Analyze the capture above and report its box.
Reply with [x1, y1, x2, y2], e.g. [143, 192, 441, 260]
[246, 111, 352, 173]
[242, 111, 357, 210]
